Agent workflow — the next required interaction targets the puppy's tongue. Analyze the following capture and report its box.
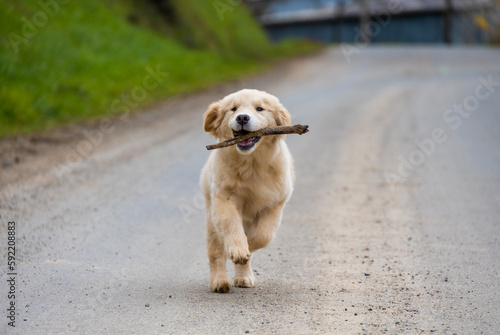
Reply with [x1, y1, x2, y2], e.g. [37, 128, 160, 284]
[239, 138, 254, 146]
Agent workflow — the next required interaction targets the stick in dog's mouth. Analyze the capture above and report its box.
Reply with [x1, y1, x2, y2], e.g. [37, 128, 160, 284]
[206, 124, 309, 150]
[232, 130, 259, 150]
[232, 129, 251, 137]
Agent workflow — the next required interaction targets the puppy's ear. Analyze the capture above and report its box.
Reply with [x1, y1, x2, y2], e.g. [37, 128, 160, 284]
[275, 104, 292, 126]
[203, 101, 222, 136]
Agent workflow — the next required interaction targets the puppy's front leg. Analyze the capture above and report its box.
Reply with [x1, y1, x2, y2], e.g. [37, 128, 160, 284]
[207, 221, 231, 293]
[234, 256, 255, 288]
[213, 192, 250, 265]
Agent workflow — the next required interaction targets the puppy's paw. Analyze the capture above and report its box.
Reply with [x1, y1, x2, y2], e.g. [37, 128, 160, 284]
[227, 245, 251, 265]
[210, 276, 231, 293]
[234, 274, 255, 288]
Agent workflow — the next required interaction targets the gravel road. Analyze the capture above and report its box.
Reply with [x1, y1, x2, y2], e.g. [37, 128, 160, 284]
[1, 46, 499, 334]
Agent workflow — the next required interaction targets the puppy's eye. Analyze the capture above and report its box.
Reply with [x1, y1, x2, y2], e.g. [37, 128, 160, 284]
[231, 107, 237, 111]
[256, 107, 264, 111]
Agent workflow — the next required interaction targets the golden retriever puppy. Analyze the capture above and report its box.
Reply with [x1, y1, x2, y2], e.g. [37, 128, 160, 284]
[200, 89, 294, 293]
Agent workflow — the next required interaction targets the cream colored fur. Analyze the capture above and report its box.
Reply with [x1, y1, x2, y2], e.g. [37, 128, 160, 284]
[200, 89, 295, 293]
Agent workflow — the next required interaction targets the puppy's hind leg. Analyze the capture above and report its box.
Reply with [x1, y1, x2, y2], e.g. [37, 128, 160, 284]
[246, 203, 285, 253]
[239, 204, 285, 288]
[234, 254, 255, 288]
[207, 221, 231, 293]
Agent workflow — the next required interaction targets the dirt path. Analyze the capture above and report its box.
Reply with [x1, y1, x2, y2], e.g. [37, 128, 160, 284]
[1, 46, 499, 334]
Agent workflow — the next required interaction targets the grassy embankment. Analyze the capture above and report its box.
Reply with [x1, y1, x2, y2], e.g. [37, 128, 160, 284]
[0, 0, 320, 138]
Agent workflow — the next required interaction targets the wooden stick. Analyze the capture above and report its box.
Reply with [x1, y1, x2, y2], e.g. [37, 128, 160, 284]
[206, 124, 309, 150]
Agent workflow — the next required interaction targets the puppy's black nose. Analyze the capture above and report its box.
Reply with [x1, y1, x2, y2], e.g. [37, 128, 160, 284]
[236, 114, 250, 125]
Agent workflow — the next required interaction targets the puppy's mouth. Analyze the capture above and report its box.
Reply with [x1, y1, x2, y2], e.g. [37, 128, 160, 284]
[232, 130, 261, 151]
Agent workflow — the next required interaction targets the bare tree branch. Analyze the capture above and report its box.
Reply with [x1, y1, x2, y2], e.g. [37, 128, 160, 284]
[206, 124, 309, 150]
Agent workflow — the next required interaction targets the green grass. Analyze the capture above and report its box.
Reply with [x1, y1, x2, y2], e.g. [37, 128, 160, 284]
[0, 0, 321, 137]
[170, 0, 271, 58]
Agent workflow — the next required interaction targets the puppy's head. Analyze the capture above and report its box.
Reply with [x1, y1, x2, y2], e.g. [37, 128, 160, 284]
[203, 89, 291, 154]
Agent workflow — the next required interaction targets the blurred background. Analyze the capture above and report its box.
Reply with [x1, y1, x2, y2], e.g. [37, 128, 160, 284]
[0, 0, 318, 138]
[249, 0, 500, 43]
[0, 0, 498, 138]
